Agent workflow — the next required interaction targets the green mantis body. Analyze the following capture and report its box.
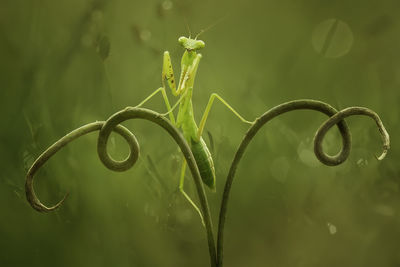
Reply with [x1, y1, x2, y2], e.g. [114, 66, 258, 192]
[137, 36, 253, 222]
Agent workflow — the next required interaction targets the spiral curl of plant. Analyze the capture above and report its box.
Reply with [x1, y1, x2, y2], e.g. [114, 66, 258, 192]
[25, 99, 390, 267]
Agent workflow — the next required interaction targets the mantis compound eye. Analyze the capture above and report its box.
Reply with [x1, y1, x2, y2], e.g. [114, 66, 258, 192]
[194, 40, 205, 49]
[178, 36, 188, 46]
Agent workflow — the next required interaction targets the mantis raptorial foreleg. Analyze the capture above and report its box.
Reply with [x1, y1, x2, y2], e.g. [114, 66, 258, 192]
[162, 51, 179, 96]
[197, 93, 254, 139]
[135, 51, 179, 123]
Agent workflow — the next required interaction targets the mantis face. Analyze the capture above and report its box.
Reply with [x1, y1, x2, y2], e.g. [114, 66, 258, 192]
[178, 36, 205, 51]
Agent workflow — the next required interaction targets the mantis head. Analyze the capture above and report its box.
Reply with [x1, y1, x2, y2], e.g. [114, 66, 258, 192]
[178, 36, 205, 51]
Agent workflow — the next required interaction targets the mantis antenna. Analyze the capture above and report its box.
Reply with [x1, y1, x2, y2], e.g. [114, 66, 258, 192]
[195, 15, 228, 39]
[184, 17, 192, 38]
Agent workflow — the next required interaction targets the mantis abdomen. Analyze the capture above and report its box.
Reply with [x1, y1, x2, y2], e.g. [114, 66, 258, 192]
[191, 138, 216, 191]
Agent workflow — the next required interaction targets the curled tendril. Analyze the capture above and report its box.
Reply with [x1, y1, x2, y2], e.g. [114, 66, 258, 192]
[25, 100, 389, 267]
[315, 106, 390, 161]
[216, 99, 390, 267]
[25, 107, 217, 267]
[25, 122, 138, 212]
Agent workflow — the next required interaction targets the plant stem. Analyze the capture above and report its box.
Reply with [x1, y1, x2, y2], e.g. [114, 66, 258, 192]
[216, 99, 389, 267]
[97, 107, 217, 266]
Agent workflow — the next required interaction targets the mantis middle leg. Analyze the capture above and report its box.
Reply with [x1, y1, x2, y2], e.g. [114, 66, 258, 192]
[197, 93, 254, 139]
[135, 87, 176, 124]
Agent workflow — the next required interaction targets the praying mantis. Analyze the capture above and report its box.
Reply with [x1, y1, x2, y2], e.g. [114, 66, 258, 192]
[136, 35, 254, 223]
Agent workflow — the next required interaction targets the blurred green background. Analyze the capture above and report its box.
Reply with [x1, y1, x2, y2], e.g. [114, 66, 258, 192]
[1, 0, 399, 266]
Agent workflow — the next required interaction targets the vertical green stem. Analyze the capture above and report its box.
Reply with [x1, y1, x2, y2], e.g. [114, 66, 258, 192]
[217, 100, 389, 266]
[97, 107, 217, 266]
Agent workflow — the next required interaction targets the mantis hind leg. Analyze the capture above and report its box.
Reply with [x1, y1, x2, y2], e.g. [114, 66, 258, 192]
[178, 159, 205, 226]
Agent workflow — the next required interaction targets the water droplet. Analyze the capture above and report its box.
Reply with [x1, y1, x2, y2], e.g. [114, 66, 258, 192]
[356, 158, 368, 166]
[312, 19, 354, 58]
[162, 0, 173, 10]
[140, 30, 152, 42]
[327, 222, 337, 235]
